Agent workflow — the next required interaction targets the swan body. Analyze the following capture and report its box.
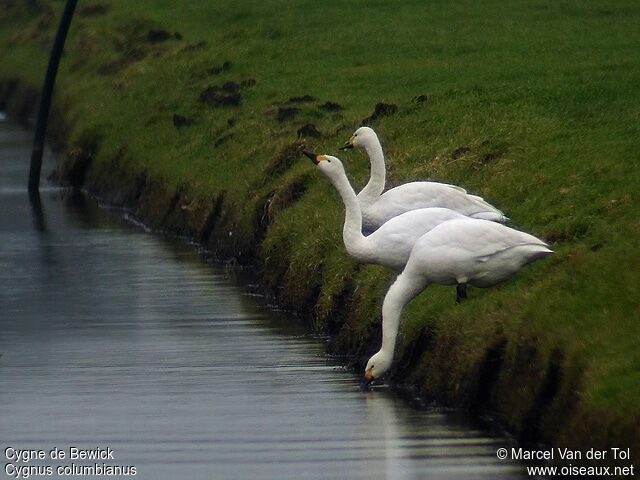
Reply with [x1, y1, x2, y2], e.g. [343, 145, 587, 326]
[365, 218, 552, 380]
[305, 152, 466, 271]
[342, 127, 509, 230]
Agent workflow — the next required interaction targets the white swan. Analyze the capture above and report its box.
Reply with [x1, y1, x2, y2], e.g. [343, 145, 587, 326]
[304, 152, 466, 272]
[365, 218, 551, 380]
[341, 127, 509, 230]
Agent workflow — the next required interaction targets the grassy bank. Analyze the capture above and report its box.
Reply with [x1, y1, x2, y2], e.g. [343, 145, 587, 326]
[2, 0, 639, 454]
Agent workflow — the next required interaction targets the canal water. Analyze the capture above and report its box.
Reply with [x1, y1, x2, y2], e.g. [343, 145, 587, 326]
[0, 118, 528, 479]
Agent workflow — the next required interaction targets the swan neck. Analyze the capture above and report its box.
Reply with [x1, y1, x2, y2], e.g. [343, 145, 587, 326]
[380, 305, 400, 354]
[328, 171, 366, 252]
[379, 273, 430, 360]
[358, 140, 385, 200]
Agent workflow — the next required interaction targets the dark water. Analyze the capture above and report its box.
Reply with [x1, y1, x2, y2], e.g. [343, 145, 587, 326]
[0, 118, 527, 479]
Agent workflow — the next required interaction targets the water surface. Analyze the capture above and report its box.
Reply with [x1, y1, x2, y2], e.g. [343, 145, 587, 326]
[0, 119, 526, 479]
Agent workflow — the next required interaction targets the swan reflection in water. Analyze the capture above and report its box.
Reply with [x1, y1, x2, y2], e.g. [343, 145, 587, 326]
[361, 389, 520, 479]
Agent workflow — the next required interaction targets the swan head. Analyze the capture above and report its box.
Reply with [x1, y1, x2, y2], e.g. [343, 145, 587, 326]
[340, 126, 378, 150]
[364, 349, 393, 382]
[303, 151, 346, 178]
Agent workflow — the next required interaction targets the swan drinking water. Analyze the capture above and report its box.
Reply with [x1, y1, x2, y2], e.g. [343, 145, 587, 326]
[364, 218, 552, 380]
[341, 127, 508, 231]
[304, 151, 466, 272]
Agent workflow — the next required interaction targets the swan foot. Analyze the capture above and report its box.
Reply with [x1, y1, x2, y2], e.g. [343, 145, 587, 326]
[456, 283, 467, 303]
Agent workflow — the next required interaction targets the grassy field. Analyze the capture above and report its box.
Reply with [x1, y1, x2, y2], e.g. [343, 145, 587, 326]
[1, 0, 639, 451]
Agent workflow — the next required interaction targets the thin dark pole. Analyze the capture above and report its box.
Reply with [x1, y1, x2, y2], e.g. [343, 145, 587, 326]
[28, 0, 78, 193]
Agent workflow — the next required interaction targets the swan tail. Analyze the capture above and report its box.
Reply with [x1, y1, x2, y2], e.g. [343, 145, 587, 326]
[470, 211, 510, 223]
[476, 242, 552, 264]
[518, 244, 553, 267]
[463, 194, 509, 223]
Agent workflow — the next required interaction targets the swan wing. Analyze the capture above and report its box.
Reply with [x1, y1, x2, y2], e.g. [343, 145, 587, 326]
[362, 182, 507, 229]
[449, 219, 549, 259]
[408, 218, 551, 285]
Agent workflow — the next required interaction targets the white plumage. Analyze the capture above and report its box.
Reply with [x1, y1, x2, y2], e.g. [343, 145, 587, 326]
[364, 218, 552, 380]
[305, 152, 466, 271]
[342, 127, 508, 230]
[302, 138, 549, 383]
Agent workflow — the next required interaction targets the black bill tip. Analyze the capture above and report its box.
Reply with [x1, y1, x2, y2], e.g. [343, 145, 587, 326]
[303, 151, 320, 165]
[339, 142, 354, 150]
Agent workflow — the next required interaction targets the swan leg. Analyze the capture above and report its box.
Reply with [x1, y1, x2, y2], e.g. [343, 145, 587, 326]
[456, 283, 467, 303]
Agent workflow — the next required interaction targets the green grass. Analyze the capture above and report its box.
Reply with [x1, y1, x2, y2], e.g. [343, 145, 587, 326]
[1, 0, 639, 448]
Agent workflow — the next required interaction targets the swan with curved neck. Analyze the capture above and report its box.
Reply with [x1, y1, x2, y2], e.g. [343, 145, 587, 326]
[341, 127, 508, 231]
[304, 152, 466, 272]
[364, 218, 552, 380]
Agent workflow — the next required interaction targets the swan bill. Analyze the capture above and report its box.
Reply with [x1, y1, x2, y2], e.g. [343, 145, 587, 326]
[339, 136, 355, 150]
[303, 151, 325, 165]
[364, 368, 374, 381]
